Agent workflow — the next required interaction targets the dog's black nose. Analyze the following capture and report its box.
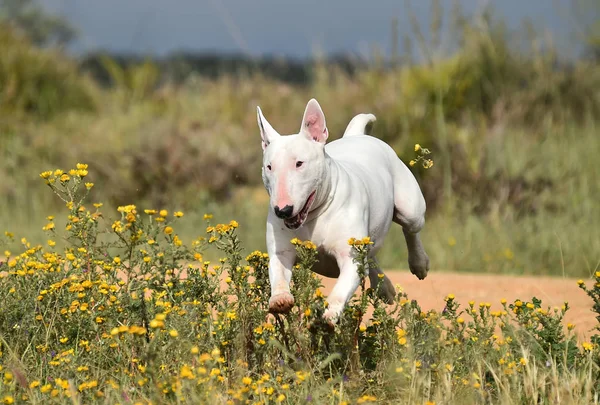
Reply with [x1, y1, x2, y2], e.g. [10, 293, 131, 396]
[274, 205, 294, 219]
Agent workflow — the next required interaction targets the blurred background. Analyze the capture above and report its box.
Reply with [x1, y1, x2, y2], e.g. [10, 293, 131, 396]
[0, 0, 598, 276]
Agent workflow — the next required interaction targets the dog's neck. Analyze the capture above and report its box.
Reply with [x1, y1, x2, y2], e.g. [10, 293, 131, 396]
[307, 152, 338, 219]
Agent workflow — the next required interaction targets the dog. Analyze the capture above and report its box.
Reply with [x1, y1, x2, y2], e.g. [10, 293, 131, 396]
[257, 99, 430, 324]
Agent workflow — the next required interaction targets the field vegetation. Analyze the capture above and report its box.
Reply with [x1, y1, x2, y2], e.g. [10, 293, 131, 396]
[1, 0, 599, 403]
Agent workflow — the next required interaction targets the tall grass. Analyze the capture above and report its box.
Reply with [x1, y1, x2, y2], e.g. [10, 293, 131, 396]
[0, 3, 599, 277]
[0, 168, 599, 404]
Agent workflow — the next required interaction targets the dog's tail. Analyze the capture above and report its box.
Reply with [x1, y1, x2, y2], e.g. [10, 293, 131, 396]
[342, 113, 376, 137]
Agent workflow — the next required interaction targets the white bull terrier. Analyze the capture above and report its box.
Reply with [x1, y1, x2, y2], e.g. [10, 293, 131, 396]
[257, 99, 430, 324]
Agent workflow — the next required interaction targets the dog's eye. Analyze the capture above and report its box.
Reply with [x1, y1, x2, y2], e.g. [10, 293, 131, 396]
[266, 164, 272, 171]
[296, 161, 304, 168]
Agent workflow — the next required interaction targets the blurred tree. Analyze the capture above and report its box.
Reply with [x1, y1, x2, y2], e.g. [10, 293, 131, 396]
[0, 0, 76, 46]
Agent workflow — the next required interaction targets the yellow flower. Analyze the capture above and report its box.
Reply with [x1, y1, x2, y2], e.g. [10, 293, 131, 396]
[276, 394, 286, 402]
[180, 365, 195, 379]
[164, 226, 173, 235]
[144, 209, 157, 215]
[191, 346, 199, 354]
[229, 220, 238, 228]
[457, 318, 464, 324]
[2, 396, 14, 405]
[409, 160, 416, 167]
[149, 320, 163, 329]
[113, 257, 121, 264]
[582, 342, 594, 351]
[515, 300, 523, 307]
[519, 358, 527, 365]
[414, 144, 421, 152]
[85, 183, 94, 190]
[242, 376, 252, 385]
[446, 294, 455, 301]
[203, 213, 213, 220]
[174, 211, 184, 217]
[159, 210, 168, 217]
[169, 329, 179, 337]
[40, 171, 53, 179]
[577, 279, 584, 286]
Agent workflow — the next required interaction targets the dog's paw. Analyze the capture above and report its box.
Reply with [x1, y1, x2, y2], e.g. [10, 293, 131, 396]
[322, 303, 343, 327]
[269, 292, 295, 314]
[409, 253, 430, 280]
[309, 318, 335, 334]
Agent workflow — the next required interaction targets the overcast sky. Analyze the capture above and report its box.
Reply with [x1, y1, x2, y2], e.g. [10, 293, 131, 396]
[42, 0, 580, 59]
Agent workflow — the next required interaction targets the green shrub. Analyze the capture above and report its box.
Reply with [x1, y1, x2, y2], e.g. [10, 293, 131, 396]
[0, 23, 96, 122]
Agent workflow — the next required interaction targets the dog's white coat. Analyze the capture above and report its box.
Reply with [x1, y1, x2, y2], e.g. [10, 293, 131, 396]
[257, 99, 429, 323]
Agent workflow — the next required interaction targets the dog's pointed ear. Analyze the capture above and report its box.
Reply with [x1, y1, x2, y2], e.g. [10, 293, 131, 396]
[300, 98, 328, 144]
[257, 106, 280, 151]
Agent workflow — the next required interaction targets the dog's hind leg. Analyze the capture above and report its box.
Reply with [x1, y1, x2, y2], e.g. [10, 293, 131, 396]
[368, 258, 396, 304]
[392, 162, 430, 280]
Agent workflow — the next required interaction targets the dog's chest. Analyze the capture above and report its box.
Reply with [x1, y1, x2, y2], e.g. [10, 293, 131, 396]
[294, 216, 349, 254]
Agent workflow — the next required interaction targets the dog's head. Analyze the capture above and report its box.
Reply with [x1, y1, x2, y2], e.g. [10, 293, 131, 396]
[256, 99, 329, 230]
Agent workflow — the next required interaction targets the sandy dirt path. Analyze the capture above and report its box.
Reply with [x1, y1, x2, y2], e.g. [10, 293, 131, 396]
[318, 271, 597, 339]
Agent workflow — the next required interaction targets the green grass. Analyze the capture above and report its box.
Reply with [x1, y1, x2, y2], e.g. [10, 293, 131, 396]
[1, 170, 599, 404]
[2, 121, 597, 277]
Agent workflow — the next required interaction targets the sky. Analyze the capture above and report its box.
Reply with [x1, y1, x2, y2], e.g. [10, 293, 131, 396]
[42, 0, 581, 59]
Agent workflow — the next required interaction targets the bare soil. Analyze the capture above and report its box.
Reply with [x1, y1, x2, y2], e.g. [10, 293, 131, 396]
[318, 271, 597, 339]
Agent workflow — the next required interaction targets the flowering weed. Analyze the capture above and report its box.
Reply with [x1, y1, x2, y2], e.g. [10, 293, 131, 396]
[0, 165, 599, 404]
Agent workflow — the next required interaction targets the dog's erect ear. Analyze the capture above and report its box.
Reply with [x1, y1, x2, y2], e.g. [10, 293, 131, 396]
[300, 99, 328, 144]
[257, 106, 280, 151]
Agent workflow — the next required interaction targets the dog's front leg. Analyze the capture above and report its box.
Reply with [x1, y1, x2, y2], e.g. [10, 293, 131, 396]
[322, 253, 361, 325]
[268, 251, 295, 313]
[266, 219, 296, 314]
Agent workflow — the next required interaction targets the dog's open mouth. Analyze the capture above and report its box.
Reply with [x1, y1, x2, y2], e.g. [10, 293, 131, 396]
[284, 191, 316, 230]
